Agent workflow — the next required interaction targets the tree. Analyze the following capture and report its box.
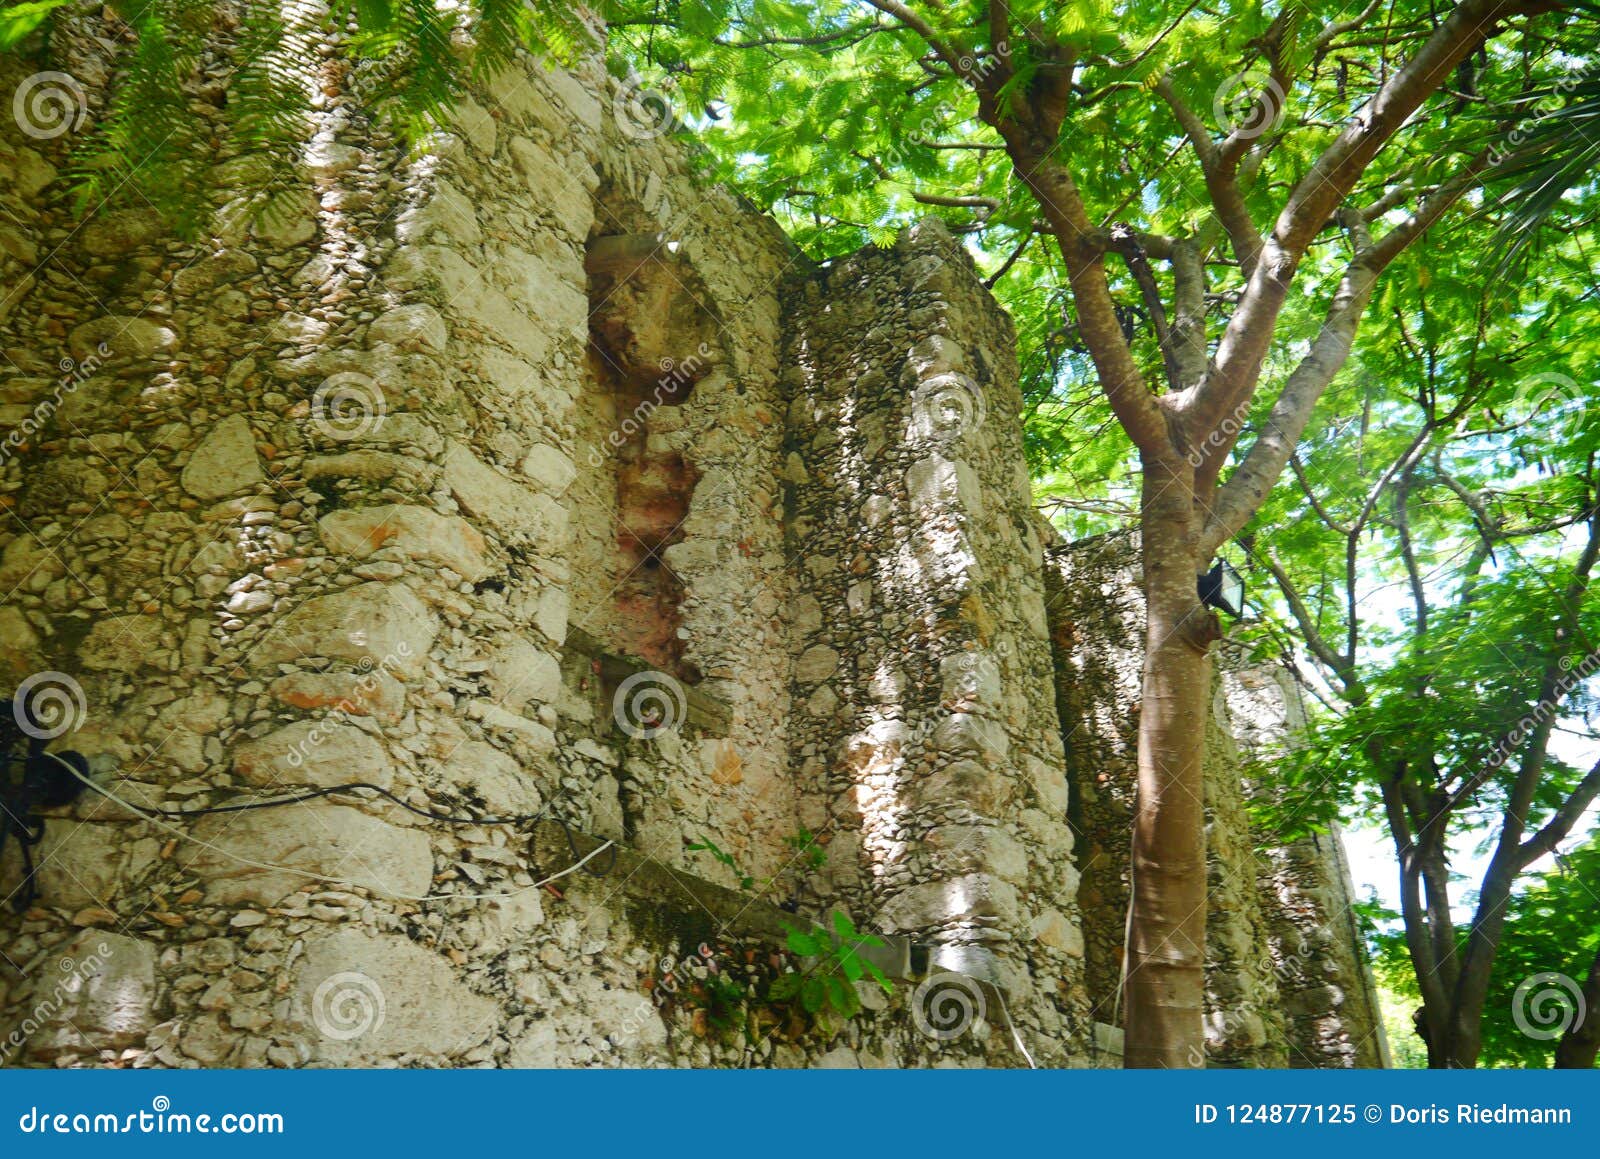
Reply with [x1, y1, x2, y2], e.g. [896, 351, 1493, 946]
[1250, 199, 1600, 1065]
[7, 0, 1594, 1067]
[1368, 837, 1600, 1067]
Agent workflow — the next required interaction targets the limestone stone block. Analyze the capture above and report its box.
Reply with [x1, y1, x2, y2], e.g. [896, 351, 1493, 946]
[269, 670, 408, 723]
[249, 582, 437, 677]
[794, 644, 839, 684]
[442, 441, 564, 544]
[0, 535, 65, 591]
[395, 179, 480, 247]
[876, 873, 1020, 933]
[67, 315, 176, 362]
[181, 414, 265, 500]
[384, 246, 550, 364]
[318, 504, 491, 581]
[233, 721, 393, 792]
[31, 823, 124, 911]
[367, 303, 449, 353]
[924, 823, 1028, 883]
[507, 138, 594, 236]
[21, 931, 157, 1059]
[485, 636, 562, 711]
[183, 804, 433, 905]
[906, 453, 982, 512]
[451, 94, 497, 155]
[1030, 908, 1084, 956]
[78, 614, 164, 672]
[520, 443, 576, 495]
[293, 928, 497, 1063]
[920, 757, 1014, 814]
[80, 208, 164, 256]
[438, 740, 539, 816]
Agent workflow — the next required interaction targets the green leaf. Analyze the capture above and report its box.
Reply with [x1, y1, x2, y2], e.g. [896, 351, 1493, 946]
[864, 959, 892, 995]
[783, 924, 821, 957]
[825, 974, 858, 1017]
[0, 0, 72, 50]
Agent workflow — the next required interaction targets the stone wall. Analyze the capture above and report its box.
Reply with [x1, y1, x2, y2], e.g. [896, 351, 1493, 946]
[1043, 531, 1385, 1067]
[0, 14, 815, 1068]
[781, 222, 1088, 1064]
[1221, 659, 1390, 1068]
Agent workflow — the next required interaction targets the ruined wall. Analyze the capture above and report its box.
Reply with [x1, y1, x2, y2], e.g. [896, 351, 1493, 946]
[0, 13, 816, 1068]
[782, 223, 1088, 1065]
[1221, 659, 1390, 1069]
[0, 9, 1086, 1069]
[1043, 531, 1385, 1067]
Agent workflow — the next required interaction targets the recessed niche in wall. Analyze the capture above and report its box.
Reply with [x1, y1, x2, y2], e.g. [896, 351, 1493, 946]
[571, 222, 723, 684]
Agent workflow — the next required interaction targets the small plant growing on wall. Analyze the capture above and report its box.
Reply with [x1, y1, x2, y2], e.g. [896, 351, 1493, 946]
[768, 912, 893, 1033]
[686, 836, 755, 890]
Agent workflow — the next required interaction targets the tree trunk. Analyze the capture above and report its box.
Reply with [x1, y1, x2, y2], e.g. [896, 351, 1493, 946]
[1124, 457, 1217, 1067]
[1555, 947, 1600, 1069]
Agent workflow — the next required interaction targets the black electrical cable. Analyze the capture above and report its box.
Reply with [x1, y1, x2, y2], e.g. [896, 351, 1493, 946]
[2, 718, 93, 911]
[62, 768, 619, 881]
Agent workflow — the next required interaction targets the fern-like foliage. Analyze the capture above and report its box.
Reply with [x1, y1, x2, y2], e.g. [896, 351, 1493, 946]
[1, 0, 623, 230]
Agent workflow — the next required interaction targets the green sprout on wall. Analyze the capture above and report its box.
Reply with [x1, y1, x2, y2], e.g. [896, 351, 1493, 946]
[770, 911, 893, 1029]
[686, 836, 755, 891]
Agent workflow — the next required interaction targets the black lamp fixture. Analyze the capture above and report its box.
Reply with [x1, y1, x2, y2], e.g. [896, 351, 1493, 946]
[1198, 557, 1246, 618]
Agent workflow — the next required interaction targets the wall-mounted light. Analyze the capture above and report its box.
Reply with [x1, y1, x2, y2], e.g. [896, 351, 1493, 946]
[1197, 558, 1245, 618]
